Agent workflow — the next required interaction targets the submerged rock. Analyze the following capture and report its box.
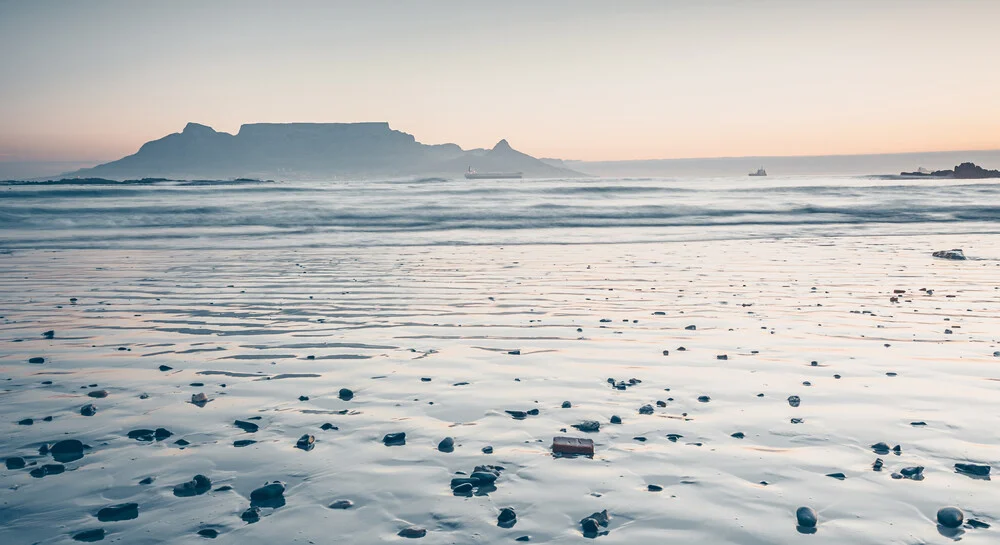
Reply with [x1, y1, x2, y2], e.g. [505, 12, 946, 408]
[6, 457, 26, 469]
[173, 475, 211, 497]
[240, 506, 261, 524]
[29, 464, 65, 478]
[937, 506, 964, 528]
[96, 503, 138, 522]
[72, 528, 106, 542]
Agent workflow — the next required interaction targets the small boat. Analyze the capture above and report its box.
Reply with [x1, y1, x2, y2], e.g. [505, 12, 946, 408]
[465, 167, 522, 179]
[749, 167, 767, 177]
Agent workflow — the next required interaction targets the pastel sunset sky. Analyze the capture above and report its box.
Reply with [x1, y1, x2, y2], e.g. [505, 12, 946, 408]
[1, 0, 998, 163]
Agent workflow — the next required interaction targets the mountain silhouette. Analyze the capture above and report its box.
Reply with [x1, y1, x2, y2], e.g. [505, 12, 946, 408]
[67, 123, 584, 180]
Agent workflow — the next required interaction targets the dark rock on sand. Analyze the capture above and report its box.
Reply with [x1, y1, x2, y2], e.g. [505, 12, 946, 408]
[516, 535, 530, 541]
[398, 527, 427, 538]
[572, 421, 600, 432]
[6, 457, 26, 469]
[234, 420, 259, 433]
[320, 423, 338, 430]
[80, 403, 97, 416]
[937, 506, 964, 528]
[561, 401, 572, 408]
[452, 482, 474, 495]
[796, 506, 818, 529]
[96, 503, 138, 522]
[338, 388, 354, 400]
[731, 432, 745, 439]
[666, 433, 683, 442]
[685, 325, 696, 330]
[498, 507, 517, 528]
[173, 474, 212, 497]
[197, 529, 219, 538]
[30, 464, 65, 478]
[787, 395, 801, 407]
[383, 432, 406, 446]
[638, 404, 654, 415]
[29, 357, 45, 364]
[482, 445, 494, 454]
[43, 330, 55, 339]
[610, 415, 622, 424]
[298, 395, 309, 401]
[250, 481, 286, 505]
[296, 434, 315, 451]
[966, 519, 990, 529]
[240, 506, 261, 523]
[873, 458, 884, 471]
[955, 463, 991, 478]
[871, 442, 891, 455]
[51, 439, 85, 462]
[18, 418, 33, 425]
[580, 510, 609, 537]
[234, 439, 257, 447]
[526, 408, 539, 416]
[174, 439, 190, 447]
[88, 390, 109, 399]
[697, 395, 711, 403]
[72, 528, 106, 542]
[438, 437, 454, 452]
[647, 484, 663, 491]
[900, 466, 924, 480]
[158, 365, 172, 371]
[139, 476, 155, 485]
[932, 249, 966, 260]
[506, 410, 528, 419]
[329, 499, 354, 509]
[127, 429, 158, 442]
[826, 472, 846, 480]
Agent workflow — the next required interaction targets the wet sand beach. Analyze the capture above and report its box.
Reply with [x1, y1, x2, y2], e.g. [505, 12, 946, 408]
[2, 232, 999, 544]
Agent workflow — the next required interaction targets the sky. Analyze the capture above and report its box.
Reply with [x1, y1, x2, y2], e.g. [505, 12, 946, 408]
[1, 0, 999, 166]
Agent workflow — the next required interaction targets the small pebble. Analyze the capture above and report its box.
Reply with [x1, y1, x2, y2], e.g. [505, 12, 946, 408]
[80, 403, 97, 416]
[697, 395, 710, 403]
[329, 499, 354, 509]
[561, 401, 572, 408]
[197, 529, 219, 539]
[240, 506, 261, 523]
[338, 388, 354, 401]
[295, 434, 315, 451]
[787, 395, 800, 407]
[610, 415, 622, 424]
[647, 484, 663, 491]
[88, 390, 109, 398]
[482, 446, 493, 454]
[438, 437, 455, 452]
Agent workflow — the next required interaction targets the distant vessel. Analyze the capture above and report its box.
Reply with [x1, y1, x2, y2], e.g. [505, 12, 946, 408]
[749, 167, 767, 177]
[465, 167, 522, 179]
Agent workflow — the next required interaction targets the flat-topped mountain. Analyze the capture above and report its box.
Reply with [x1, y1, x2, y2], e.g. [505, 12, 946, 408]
[67, 122, 584, 180]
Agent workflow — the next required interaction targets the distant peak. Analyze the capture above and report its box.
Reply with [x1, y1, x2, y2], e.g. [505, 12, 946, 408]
[492, 139, 513, 152]
[182, 122, 216, 134]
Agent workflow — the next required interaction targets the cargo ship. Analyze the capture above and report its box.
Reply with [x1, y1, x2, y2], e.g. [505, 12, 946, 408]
[465, 167, 522, 179]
